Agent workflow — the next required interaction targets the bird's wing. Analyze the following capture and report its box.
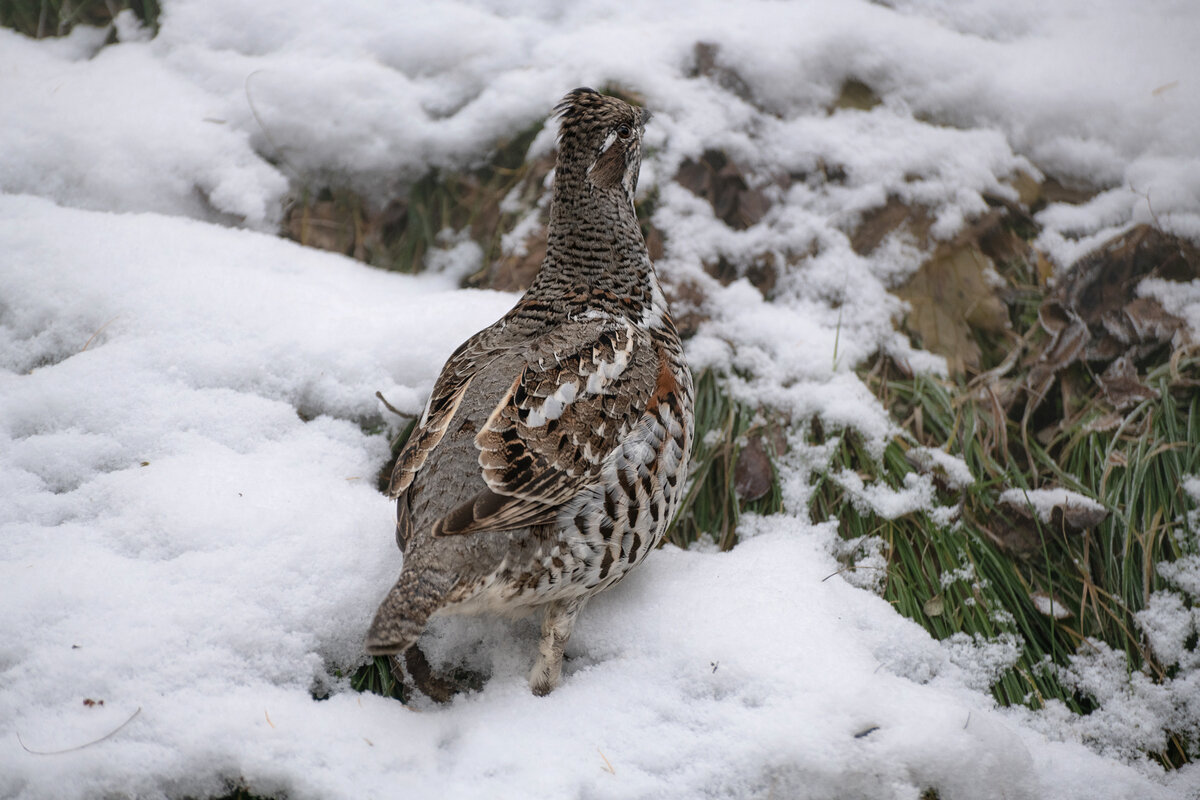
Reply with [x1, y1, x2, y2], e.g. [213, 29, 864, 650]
[431, 319, 659, 537]
[387, 328, 503, 500]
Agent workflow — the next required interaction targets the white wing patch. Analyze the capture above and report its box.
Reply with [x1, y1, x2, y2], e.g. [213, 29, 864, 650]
[522, 320, 637, 429]
[584, 320, 636, 395]
[525, 379, 579, 428]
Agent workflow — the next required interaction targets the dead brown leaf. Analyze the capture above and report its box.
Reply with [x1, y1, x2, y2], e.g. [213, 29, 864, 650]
[896, 241, 1010, 375]
[690, 42, 755, 103]
[1021, 225, 1199, 412]
[832, 79, 881, 112]
[1038, 176, 1101, 208]
[980, 515, 1042, 559]
[1050, 501, 1108, 532]
[1001, 489, 1108, 532]
[1009, 170, 1043, 208]
[286, 198, 358, 255]
[1097, 355, 1159, 410]
[675, 150, 771, 231]
[734, 434, 774, 502]
[850, 197, 931, 256]
[1051, 225, 1198, 336]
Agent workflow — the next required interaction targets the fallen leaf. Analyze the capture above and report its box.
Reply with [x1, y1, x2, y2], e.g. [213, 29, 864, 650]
[734, 434, 774, 502]
[1009, 170, 1042, 208]
[1050, 501, 1109, 532]
[923, 594, 945, 617]
[850, 197, 930, 256]
[896, 241, 1010, 375]
[1021, 225, 1198, 410]
[1039, 176, 1100, 207]
[1097, 355, 1159, 410]
[1102, 296, 1182, 348]
[1051, 225, 1199, 334]
[1034, 249, 1055, 286]
[675, 150, 772, 231]
[1000, 488, 1108, 532]
[1083, 411, 1124, 433]
[286, 198, 358, 255]
[832, 78, 881, 112]
[979, 517, 1041, 559]
[690, 42, 755, 103]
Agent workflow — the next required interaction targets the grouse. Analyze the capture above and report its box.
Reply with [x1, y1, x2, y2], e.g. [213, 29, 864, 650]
[365, 88, 694, 698]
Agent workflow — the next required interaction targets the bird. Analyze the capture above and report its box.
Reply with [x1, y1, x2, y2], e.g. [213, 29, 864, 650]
[365, 88, 694, 698]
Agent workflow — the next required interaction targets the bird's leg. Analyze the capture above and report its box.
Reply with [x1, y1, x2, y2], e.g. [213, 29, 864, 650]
[530, 597, 587, 696]
[400, 645, 461, 704]
[386, 644, 485, 704]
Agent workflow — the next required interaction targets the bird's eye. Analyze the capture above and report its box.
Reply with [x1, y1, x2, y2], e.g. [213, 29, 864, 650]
[616, 124, 633, 140]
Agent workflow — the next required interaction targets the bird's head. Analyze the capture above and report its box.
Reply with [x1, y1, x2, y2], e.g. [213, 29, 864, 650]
[555, 87, 650, 210]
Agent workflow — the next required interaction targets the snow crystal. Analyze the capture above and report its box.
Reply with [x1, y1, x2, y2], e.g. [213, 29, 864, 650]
[1136, 591, 1199, 670]
[941, 632, 1023, 693]
[939, 561, 978, 589]
[1034, 641, 1180, 764]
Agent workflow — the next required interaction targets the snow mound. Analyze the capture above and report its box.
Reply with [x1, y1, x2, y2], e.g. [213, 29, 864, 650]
[0, 195, 1183, 800]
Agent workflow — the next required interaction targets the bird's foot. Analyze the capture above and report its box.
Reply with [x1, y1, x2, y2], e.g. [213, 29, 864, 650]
[394, 645, 485, 703]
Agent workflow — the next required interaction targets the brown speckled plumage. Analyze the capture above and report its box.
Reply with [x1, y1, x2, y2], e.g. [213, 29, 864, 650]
[365, 88, 694, 697]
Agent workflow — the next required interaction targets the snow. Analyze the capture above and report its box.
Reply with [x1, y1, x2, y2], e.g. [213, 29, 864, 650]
[999, 487, 1107, 525]
[3, 0, 1200, 798]
[1140, 276, 1200, 346]
[908, 447, 975, 491]
[1030, 593, 1073, 621]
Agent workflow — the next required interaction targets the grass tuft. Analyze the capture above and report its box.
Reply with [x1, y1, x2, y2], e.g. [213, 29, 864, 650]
[668, 369, 785, 550]
[854, 345, 1200, 766]
[0, 0, 159, 38]
[285, 119, 549, 278]
[351, 656, 405, 703]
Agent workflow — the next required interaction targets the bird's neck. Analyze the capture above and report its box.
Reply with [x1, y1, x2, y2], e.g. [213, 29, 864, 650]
[519, 161, 656, 324]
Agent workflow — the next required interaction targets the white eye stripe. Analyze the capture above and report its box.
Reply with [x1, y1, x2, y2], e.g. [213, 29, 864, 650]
[587, 131, 620, 179]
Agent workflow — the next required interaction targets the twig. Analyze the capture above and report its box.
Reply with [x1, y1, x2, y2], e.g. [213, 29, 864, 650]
[965, 323, 1038, 396]
[1129, 182, 1162, 229]
[244, 71, 300, 183]
[376, 391, 416, 419]
[597, 748, 616, 774]
[821, 565, 886, 583]
[17, 707, 142, 755]
[81, 316, 120, 352]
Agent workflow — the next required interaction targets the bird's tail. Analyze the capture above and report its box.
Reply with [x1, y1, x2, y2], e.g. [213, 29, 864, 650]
[364, 567, 457, 655]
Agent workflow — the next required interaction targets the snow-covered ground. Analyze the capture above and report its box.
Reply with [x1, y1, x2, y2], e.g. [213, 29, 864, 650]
[2, 1, 1199, 798]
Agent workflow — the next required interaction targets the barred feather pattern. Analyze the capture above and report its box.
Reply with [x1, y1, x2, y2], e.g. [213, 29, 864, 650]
[366, 88, 694, 697]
